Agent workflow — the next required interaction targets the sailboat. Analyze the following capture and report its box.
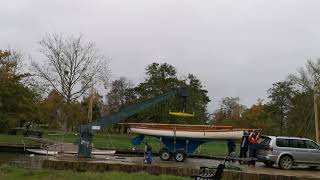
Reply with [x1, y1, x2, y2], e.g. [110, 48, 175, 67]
[126, 123, 246, 140]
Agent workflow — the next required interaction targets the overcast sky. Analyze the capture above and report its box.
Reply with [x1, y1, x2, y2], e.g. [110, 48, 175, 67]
[1, 0, 319, 112]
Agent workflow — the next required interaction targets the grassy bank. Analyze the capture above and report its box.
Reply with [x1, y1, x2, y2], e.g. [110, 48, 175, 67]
[0, 134, 37, 145]
[0, 133, 231, 155]
[0, 165, 189, 180]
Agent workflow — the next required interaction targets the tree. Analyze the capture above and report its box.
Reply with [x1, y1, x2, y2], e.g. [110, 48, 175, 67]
[267, 81, 297, 134]
[38, 90, 65, 129]
[32, 33, 109, 131]
[133, 63, 210, 124]
[185, 74, 210, 123]
[0, 49, 40, 132]
[135, 62, 181, 96]
[82, 90, 104, 123]
[288, 59, 320, 91]
[134, 63, 184, 123]
[106, 77, 134, 113]
[212, 97, 246, 126]
[288, 59, 320, 140]
[241, 100, 275, 134]
[286, 90, 314, 138]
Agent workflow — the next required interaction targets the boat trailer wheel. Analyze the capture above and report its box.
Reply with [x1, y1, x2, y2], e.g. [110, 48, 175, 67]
[174, 151, 186, 162]
[159, 148, 171, 161]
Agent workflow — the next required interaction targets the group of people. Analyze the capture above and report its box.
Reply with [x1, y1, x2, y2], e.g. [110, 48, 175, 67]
[227, 129, 262, 165]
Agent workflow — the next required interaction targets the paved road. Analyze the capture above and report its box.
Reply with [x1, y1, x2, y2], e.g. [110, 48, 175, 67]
[55, 154, 320, 179]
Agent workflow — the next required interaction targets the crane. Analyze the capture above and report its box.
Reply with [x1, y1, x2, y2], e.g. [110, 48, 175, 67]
[77, 88, 191, 158]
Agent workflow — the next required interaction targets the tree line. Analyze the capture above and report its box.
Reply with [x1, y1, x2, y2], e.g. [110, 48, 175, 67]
[212, 61, 318, 139]
[0, 33, 319, 139]
[0, 33, 210, 132]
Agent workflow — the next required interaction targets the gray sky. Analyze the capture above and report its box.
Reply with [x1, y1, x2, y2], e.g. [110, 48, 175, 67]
[1, 0, 319, 112]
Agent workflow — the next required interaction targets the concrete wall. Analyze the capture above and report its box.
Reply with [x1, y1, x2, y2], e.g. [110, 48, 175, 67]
[42, 160, 318, 180]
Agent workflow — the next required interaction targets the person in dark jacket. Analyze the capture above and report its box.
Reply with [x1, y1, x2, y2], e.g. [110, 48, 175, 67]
[239, 131, 249, 164]
[227, 140, 236, 157]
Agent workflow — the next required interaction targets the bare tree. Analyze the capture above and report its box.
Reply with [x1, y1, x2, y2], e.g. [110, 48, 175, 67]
[288, 59, 320, 91]
[289, 59, 320, 142]
[32, 33, 109, 131]
[106, 77, 134, 113]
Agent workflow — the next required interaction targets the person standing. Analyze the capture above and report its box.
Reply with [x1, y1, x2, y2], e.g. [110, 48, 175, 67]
[143, 143, 153, 164]
[239, 131, 249, 163]
[227, 140, 236, 157]
[248, 129, 261, 165]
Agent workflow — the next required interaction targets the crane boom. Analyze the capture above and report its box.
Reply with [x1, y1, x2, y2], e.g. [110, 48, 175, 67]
[78, 88, 188, 157]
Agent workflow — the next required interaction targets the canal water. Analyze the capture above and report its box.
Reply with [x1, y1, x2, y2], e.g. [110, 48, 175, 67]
[0, 152, 45, 169]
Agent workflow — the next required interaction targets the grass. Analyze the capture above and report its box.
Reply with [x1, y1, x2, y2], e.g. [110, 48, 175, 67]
[0, 133, 231, 155]
[0, 134, 36, 145]
[0, 165, 190, 180]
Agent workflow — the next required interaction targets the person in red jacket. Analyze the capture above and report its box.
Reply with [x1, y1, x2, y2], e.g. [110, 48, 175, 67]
[248, 129, 262, 165]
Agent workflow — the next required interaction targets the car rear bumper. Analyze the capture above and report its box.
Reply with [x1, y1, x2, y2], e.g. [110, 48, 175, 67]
[257, 154, 278, 162]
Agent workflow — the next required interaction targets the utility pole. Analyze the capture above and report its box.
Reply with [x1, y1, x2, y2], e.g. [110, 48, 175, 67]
[314, 85, 320, 143]
[87, 81, 94, 123]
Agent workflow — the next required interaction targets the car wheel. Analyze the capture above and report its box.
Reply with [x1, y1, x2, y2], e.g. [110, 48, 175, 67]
[279, 155, 293, 170]
[174, 150, 186, 162]
[159, 148, 171, 161]
[264, 161, 275, 167]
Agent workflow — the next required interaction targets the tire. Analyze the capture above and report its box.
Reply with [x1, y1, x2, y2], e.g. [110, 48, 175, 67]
[174, 151, 186, 162]
[279, 155, 293, 170]
[159, 148, 171, 161]
[264, 161, 275, 167]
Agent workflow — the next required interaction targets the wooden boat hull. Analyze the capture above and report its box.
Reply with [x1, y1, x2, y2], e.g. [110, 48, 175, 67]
[129, 127, 244, 140]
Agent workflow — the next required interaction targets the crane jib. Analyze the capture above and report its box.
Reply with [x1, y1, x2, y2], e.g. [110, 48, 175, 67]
[77, 88, 188, 158]
[88, 89, 183, 129]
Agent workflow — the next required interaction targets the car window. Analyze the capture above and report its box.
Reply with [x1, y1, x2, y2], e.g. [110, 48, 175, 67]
[276, 138, 289, 147]
[259, 137, 271, 146]
[289, 139, 306, 148]
[305, 140, 319, 149]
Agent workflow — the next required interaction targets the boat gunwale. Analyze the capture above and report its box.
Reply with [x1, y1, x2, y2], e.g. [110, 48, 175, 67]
[122, 123, 259, 132]
[129, 127, 244, 132]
